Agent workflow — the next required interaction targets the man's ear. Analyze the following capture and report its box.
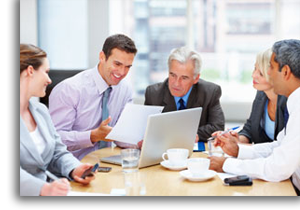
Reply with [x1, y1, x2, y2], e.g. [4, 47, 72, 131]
[193, 73, 200, 84]
[99, 51, 106, 62]
[282, 65, 292, 81]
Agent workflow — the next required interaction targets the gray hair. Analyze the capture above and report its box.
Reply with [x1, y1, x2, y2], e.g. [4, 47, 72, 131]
[272, 39, 300, 79]
[168, 47, 202, 77]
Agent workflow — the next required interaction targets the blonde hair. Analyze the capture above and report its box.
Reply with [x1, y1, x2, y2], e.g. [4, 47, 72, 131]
[255, 48, 272, 81]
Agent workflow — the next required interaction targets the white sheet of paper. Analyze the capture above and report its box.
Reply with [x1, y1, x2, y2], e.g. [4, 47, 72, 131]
[217, 172, 237, 181]
[68, 189, 125, 196]
[106, 103, 164, 145]
[217, 172, 256, 182]
[67, 191, 110, 196]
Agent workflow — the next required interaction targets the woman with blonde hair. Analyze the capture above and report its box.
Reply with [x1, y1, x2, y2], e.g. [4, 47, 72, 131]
[220, 49, 287, 144]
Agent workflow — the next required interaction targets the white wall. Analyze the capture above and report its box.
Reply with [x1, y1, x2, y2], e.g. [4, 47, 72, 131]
[20, 0, 37, 45]
[88, 0, 109, 67]
[20, 0, 110, 68]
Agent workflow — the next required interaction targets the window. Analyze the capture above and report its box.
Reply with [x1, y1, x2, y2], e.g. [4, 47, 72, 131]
[226, 3, 272, 35]
[38, 0, 89, 70]
[111, 0, 299, 102]
[36, 0, 300, 102]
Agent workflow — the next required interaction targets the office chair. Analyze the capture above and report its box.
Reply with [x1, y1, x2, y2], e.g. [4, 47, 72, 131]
[40, 69, 83, 107]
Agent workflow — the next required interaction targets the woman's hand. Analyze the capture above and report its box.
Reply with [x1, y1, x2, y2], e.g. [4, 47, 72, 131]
[71, 164, 96, 185]
[40, 178, 70, 196]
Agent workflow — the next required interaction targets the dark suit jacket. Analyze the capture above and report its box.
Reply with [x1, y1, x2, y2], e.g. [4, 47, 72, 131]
[144, 78, 225, 141]
[239, 91, 287, 144]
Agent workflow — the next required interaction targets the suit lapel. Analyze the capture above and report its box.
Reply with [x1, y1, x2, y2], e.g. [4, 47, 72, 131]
[162, 80, 177, 112]
[254, 92, 267, 132]
[162, 80, 200, 111]
[163, 92, 177, 111]
[187, 84, 200, 108]
[29, 102, 53, 164]
[20, 116, 44, 166]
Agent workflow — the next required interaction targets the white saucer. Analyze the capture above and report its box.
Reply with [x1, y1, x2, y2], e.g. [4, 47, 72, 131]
[160, 160, 187, 171]
[180, 170, 216, 182]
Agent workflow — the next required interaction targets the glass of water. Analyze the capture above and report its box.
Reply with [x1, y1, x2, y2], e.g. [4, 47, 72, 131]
[208, 140, 224, 157]
[121, 148, 140, 173]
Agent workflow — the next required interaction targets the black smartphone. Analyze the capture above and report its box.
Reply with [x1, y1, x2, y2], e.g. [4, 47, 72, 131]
[81, 163, 99, 179]
[224, 175, 253, 186]
[97, 167, 112, 173]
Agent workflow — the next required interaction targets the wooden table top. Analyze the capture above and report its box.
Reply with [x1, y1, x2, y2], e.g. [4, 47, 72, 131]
[70, 147, 297, 196]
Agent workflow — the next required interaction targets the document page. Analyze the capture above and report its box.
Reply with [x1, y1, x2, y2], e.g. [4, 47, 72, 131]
[106, 103, 163, 145]
[67, 191, 111, 196]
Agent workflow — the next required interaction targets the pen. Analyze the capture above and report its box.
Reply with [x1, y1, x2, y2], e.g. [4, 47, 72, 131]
[38, 166, 61, 182]
[45, 169, 73, 192]
[39, 167, 71, 193]
[207, 126, 240, 141]
[45, 170, 61, 181]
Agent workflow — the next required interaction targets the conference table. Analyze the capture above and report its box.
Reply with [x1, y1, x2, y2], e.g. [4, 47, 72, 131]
[70, 147, 297, 196]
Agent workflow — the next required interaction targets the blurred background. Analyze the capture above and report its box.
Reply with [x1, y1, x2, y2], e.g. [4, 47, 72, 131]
[20, 0, 300, 125]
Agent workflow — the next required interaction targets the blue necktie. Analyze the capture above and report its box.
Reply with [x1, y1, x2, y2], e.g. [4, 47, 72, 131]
[178, 98, 186, 110]
[98, 87, 112, 149]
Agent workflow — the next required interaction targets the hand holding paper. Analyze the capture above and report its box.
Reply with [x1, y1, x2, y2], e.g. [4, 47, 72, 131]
[106, 104, 163, 145]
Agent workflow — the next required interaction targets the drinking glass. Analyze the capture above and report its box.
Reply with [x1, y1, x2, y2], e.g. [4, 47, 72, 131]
[121, 148, 140, 173]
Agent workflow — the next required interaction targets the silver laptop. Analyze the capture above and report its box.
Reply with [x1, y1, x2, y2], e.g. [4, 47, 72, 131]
[100, 107, 202, 169]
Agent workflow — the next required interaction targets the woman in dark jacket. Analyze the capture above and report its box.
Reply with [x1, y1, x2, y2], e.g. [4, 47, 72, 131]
[237, 48, 287, 144]
[219, 49, 287, 144]
[238, 91, 287, 144]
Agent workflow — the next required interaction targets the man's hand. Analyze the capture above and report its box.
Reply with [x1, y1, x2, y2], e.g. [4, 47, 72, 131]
[209, 156, 227, 173]
[90, 117, 113, 143]
[136, 140, 144, 149]
[211, 131, 239, 157]
[195, 134, 199, 143]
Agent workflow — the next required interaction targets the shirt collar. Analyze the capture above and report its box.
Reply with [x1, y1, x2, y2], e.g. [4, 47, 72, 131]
[174, 86, 193, 107]
[28, 99, 38, 112]
[91, 65, 112, 95]
[287, 86, 300, 115]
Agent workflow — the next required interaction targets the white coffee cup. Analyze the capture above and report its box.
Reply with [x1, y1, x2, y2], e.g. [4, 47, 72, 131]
[187, 158, 210, 176]
[162, 148, 189, 165]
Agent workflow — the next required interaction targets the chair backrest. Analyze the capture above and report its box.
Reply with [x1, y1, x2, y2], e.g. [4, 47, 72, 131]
[40, 69, 83, 107]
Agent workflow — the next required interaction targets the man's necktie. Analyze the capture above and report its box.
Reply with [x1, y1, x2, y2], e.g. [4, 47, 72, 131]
[178, 98, 186, 110]
[98, 87, 112, 149]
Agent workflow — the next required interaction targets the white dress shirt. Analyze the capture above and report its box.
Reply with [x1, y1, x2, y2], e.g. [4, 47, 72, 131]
[223, 87, 300, 191]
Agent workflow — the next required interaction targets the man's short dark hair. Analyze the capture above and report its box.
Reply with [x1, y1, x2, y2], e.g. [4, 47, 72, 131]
[102, 34, 137, 60]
